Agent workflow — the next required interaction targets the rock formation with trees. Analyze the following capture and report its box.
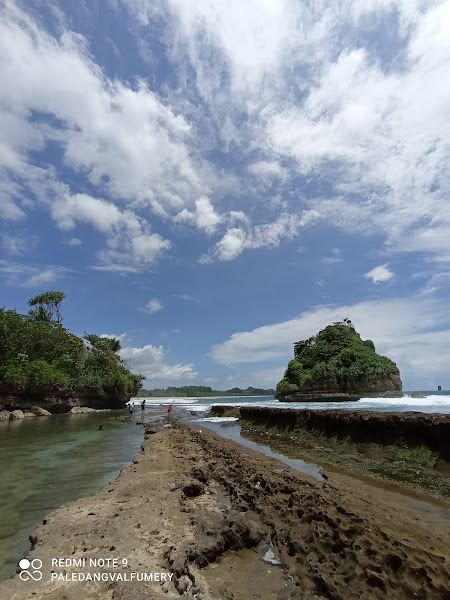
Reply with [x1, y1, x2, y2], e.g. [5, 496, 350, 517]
[276, 320, 402, 402]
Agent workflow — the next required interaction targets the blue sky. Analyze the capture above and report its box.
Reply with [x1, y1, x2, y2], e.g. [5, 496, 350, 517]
[1, 0, 450, 390]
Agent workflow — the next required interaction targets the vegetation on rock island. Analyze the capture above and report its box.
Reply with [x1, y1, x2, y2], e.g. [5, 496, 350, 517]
[277, 320, 397, 393]
[0, 292, 143, 397]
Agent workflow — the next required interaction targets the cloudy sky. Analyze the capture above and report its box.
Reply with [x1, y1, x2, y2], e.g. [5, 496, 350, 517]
[1, 0, 450, 390]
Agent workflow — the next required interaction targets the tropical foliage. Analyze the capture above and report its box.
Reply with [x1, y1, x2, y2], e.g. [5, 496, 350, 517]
[0, 293, 143, 395]
[277, 321, 393, 392]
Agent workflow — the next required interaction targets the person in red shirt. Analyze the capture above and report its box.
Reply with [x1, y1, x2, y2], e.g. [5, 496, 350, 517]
[168, 404, 172, 414]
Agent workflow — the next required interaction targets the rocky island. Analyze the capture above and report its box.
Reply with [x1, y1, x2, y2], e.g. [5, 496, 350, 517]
[276, 320, 402, 402]
[0, 292, 143, 418]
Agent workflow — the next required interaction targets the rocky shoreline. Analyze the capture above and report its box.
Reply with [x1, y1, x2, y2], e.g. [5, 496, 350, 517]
[0, 405, 109, 421]
[209, 406, 450, 501]
[237, 407, 450, 462]
[0, 383, 132, 415]
[1, 417, 449, 599]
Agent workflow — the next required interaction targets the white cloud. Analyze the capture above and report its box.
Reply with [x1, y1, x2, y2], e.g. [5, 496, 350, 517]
[52, 193, 171, 269]
[248, 160, 288, 182]
[123, 0, 450, 263]
[144, 298, 163, 313]
[206, 209, 318, 262]
[211, 297, 450, 387]
[213, 227, 247, 261]
[0, 2, 207, 208]
[0, 1, 217, 268]
[3, 0, 450, 268]
[119, 343, 198, 385]
[1, 233, 37, 256]
[174, 293, 198, 302]
[365, 264, 394, 283]
[100, 333, 128, 342]
[321, 247, 343, 264]
[25, 269, 58, 287]
[67, 238, 82, 246]
[0, 259, 70, 287]
[174, 196, 222, 234]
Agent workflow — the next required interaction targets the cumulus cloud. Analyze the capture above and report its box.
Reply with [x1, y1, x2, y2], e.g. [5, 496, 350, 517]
[144, 298, 164, 313]
[122, 0, 450, 263]
[52, 193, 171, 269]
[203, 209, 319, 262]
[211, 297, 450, 387]
[0, 1, 214, 268]
[0, 2, 207, 206]
[365, 264, 394, 283]
[119, 343, 198, 386]
[174, 197, 222, 234]
[3, 0, 450, 268]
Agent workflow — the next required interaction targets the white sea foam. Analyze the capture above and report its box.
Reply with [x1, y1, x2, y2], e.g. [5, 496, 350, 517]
[131, 394, 450, 414]
[194, 417, 239, 423]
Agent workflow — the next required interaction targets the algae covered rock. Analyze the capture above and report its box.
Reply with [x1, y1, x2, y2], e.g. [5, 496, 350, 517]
[276, 321, 402, 402]
[30, 405, 52, 416]
[10, 409, 25, 419]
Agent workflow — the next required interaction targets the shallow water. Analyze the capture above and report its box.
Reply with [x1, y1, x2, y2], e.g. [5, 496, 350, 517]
[194, 418, 323, 482]
[0, 410, 145, 581]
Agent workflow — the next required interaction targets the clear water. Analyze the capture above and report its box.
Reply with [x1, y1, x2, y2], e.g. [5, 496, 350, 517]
[0, 410, 144, 581]
[193, 418, 323, 482]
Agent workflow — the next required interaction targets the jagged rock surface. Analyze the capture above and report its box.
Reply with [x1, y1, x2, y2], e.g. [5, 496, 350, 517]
[0, 383, 131, 414]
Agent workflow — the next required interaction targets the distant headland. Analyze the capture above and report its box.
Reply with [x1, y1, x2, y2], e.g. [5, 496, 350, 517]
[137, 385, 276, 398]
[276, 319, 402, 402]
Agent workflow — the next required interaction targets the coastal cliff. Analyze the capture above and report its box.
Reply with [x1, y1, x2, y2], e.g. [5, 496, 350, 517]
[276, 320, 402, 402]
[0, 382, 138, 414]
[0, 293, 143, 415]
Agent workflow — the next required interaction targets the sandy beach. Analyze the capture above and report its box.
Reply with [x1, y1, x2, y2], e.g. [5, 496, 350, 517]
[1, 417, 449, 600]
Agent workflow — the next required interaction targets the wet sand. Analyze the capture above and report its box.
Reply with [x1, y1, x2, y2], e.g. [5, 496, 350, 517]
[1, 419, 449, 599]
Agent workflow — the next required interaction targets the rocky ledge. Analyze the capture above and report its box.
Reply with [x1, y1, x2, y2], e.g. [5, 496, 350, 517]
[238, 406, 450, 463]
[0, 383, 131, 414]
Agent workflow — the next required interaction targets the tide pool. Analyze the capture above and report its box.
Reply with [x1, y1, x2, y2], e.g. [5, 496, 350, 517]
[0, 410, 144, 581]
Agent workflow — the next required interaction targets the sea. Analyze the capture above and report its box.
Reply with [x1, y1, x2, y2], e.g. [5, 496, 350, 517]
[132, 391, 450, 416]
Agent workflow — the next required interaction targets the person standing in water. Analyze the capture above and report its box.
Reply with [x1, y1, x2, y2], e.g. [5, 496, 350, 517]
[168, 404, 172, 415]
[141, 400, 145, 411]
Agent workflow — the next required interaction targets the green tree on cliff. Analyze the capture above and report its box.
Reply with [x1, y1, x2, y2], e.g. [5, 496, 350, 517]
[28, 291, 66, 324]
[0, 293, 143, 396]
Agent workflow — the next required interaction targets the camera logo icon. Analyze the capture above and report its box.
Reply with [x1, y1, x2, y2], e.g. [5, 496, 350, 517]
[19, 558, 43, 581]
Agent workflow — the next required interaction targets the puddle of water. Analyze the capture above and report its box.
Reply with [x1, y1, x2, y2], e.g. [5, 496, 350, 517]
[214, 487, 232, 511]
[262, 543, 284, 568]
[194, 419, 323, 482]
